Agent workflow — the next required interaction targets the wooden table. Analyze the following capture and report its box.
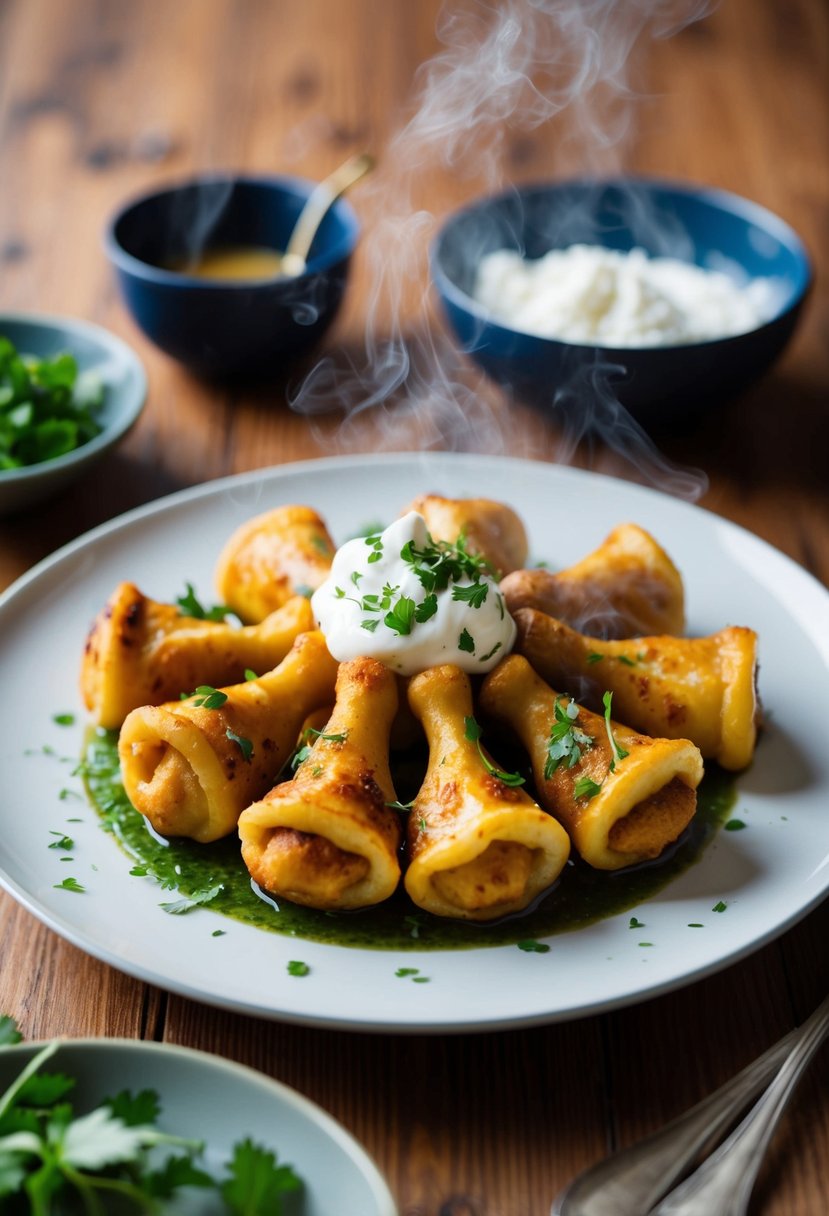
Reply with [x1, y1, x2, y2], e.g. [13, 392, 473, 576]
[1, 2, 827, 1212]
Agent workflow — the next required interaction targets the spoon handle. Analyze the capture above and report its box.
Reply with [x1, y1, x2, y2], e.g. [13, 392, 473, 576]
[552, 1022, 800, 1216]
[647, 992, 829, 1216]
[282, 153, 374, 271]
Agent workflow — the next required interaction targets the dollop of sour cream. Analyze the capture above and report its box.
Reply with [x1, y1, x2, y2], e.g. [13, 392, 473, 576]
[311, 512, 516, 676]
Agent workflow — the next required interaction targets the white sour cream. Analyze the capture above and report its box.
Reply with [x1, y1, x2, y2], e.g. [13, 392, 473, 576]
[312, 512, 516, 676]
[473, 244, 783, 348]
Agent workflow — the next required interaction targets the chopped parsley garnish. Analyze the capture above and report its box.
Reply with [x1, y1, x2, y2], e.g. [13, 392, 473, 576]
[602, 691, 629, 772]
[463, 716, 525, 787]
[48, 831, 74, 851]
[638, 942, 654, 947]
[712, 900, 728, 913]
[159, 884, 223, 915]
[187, 685, 229, 710]
[688, 922, 704, 928]
[395, 967, 419, 977]
[724, 819, 747, 831]
[53, 876, 85, 893]
[458, 628, 475, 654]
[175, 582, 234, 622]
[361, 618, 380, 632]
[307, 728, 348, 745]
[59, 788, 82, 801]
[629, 916, 645, 929]
[365, 534, 384, 563]
[400, 529, 494, 591]
[287, 960, 310, 977]
[244, 669, 258, 682]
[544, 698, 593, 779]
[386, 799, 416, 812]
[226, 730, 253, 763]
[52, 712, 75, 726]
[573, 776, 602, 801]
[617, 654, 637, 667]
[0, 337, 104, 469]
[479, 641, 502, 663]
[212, 929, 226, 937]
[517, 939, 550, 953]
[384, 595, 416, 636]
[452, 581, 489, 608]
[414, 593, 438, 623]
[586, 653, 604, 665]
[290, 727, 347, 772]
[350, 570, 362, 586]
[0, 1033, 304, 1210]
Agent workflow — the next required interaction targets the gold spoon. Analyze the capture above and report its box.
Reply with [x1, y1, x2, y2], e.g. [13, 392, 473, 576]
[279, 152, 374, 277]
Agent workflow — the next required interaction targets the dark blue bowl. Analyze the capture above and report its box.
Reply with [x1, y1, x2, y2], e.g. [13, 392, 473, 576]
[105, 174, 359, 378]
[432, 178, 812, 427]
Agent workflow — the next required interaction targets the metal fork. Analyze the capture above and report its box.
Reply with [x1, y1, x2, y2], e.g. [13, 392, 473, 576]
[648, 992, 829, 1216]
[552, 993, 829, 1216]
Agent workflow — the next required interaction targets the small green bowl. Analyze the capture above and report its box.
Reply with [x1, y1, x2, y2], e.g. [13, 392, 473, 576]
[0, 313, 147, 516]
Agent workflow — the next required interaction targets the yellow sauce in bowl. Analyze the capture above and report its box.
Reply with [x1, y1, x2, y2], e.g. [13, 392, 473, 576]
[166, 245, 284, 281]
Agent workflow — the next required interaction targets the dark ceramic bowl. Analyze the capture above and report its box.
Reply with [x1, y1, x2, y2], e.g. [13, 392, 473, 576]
[105, 174, 359, 378]
[432, 178, 812, 428]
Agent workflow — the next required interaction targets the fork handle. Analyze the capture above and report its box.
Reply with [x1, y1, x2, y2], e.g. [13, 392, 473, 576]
[649, 993, 829, 1216]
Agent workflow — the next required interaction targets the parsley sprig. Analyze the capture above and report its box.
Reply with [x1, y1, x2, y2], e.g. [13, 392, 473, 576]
[544, 698, 593, 779]
[0, 337, 103, 469]
[400, 530, 495, 590]
[176, 583, 235, 622]
[0, 1025, 304, 1213]
[602, 691, 629, 771]
[464, 716, 525, 787]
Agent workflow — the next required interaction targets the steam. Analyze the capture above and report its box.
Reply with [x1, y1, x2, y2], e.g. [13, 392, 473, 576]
[287, 0, 716, 501]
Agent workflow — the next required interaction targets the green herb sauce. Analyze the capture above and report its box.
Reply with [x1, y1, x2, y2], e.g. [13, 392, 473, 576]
[83, 729, 736, 952]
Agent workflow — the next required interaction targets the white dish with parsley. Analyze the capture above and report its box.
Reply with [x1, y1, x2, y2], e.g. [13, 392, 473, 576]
[0, 453, 828, 1032]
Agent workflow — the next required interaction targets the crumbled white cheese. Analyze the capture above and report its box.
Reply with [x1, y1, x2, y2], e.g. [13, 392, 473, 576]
[473, 245, 783, 348]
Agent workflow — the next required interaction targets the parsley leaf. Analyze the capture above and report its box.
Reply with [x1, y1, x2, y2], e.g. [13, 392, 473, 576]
[452, 581, 489, 608]
[602, 691, 629, 772]
[458, 628, 475, 654]
[517, 940, 550, 953]
[176, 583, 234, 622]
[0, 1016, 22, 1046]
[220, 1138, 303, 1215]
[463, 716, 525, 787]
[52, 713, 75, 727]
[414, 593, 438, 623]
[187, 685, 229, 710]
[159, 884, 223, 915]
[544, 698, 593, 779]
[573, 776, 602, 800]
[384, 596, 416, 636]
[53, 877, 85, 893]
[226, 730, 253, 763]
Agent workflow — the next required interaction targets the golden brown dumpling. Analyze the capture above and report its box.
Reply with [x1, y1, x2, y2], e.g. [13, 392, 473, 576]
[215, 504, 336, 623]
[401, 494, 528, 578]
[501, 524, 685, 638]
[481, 655, 703, 870]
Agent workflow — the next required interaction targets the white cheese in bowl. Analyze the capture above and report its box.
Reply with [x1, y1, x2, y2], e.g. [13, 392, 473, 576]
[473, 244, 782, 348]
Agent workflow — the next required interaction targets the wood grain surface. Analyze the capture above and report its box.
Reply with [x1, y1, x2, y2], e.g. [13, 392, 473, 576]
[1, 2, 828, 1213]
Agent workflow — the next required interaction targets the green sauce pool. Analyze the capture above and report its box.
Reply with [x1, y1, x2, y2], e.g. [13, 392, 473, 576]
[84, 729, 737, 951]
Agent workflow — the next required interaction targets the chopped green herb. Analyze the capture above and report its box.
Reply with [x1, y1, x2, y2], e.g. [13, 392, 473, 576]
[53, 876, 85, 893]
[48, 831, 74, 851]
[412, 976, 430, 983]
[226, 729, 253, 763]
[306, 728, 348, 745]
[350, 570, 363, 586]
[0, 1013, 22, 1045]
[463, 716, 525, 787]
[0, 1035, 304, 1211]
[712, 900, 728, 913]
[175, 582, 233, 622]
[617, 654, 637, 667]
[638, 941, 654, 947]
[687, 922, 704, 928]
[361, 618, 380, 632]
[129, 865, 148, 877]
[628, 917, 645, 929]
[417, 816, 427, 832]
[159, 884, 223, 915]
[59, 788, 82, 801]
[586, 653, 604, 665]
[287, 960, 310, 977]
[452, 581, 489, 608]
[479, 641, 503, 663]
[384, 595, 416, 636]
[386, 799, 415, 812]
[724, 819, 747, 831]
[244, 668, 258, 682]
[573, 776, 602, 800]
[458, 628, 476, 654]
[290, 744, 312, 771]
[52, 712, 75, 726]
[544, 697, 593, 779]
[395, 967, 419, 977]
[212, 929, 226, 937]
[602, 691, 629, 772]
[517, 939, 550, 953]
[0, 337, 104, 469]
[414, 592, 438, 623]
[187, 684, 229, 710]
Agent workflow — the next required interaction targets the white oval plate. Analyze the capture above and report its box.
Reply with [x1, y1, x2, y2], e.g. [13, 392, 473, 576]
[0, 1038, 396, 1215]
[1, 453, 828, 1032]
